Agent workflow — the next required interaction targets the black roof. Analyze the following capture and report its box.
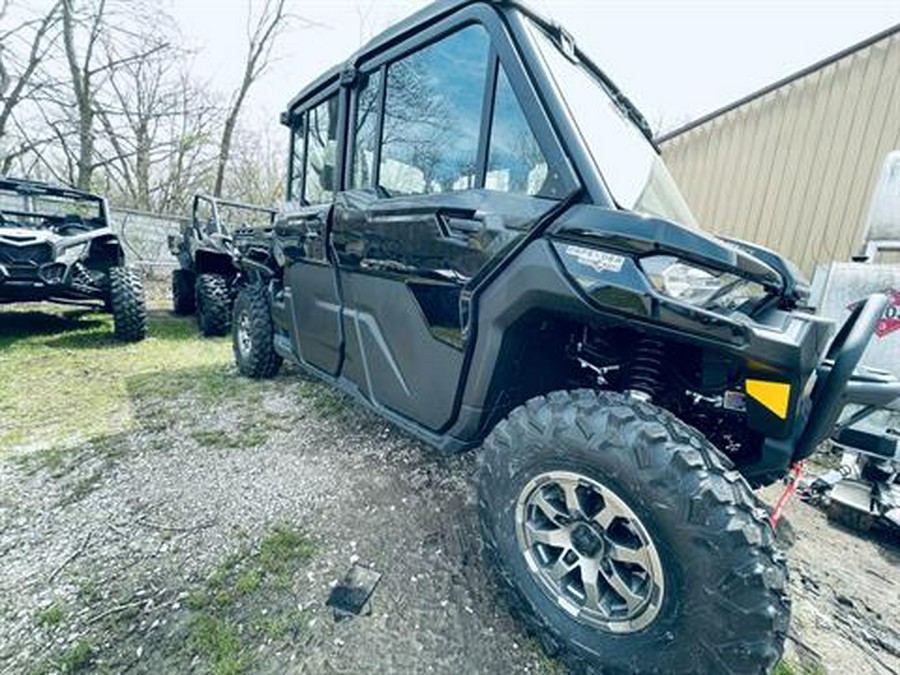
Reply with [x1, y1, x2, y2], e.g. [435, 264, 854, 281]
[283, 0, 498, 116]
[0, 176, 102, 201]
[280, 0, 654, 141]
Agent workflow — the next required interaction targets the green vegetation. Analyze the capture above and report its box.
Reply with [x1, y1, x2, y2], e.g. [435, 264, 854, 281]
[191, 419, 271, 451]
[774, 660, 827, 675]
[530, 639, 565, 675]
[183, 526, 317, 674]
[299, 378, 351, 421]
[188, 615, 248, 675]
[0, 305, 232, 454]
[1, 301, 359, 461]
[253, 609, 310, 639]
[56, 640, 93, 673]
[35, 604, 64, 628]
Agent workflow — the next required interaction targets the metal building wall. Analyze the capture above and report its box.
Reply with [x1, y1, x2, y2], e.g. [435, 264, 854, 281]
[659, 25, 900, 275]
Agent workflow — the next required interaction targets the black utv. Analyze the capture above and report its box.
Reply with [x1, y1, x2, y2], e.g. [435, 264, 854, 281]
[0, 177, 146, 341]
[168, 194, 276, 336]
[230, 2, 900, 672]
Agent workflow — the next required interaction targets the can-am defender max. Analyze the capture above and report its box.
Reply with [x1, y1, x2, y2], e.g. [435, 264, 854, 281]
[168, 194, 276, 336]
[229, 2, 900, 672]
[0, 177, 146, 341]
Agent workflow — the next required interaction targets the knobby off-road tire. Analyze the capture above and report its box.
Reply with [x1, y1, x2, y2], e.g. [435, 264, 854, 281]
[232, 283, 282, 379]
[109, 266, 147, 342]
[195, 273, 231, 337]
[477, 389, 790, 675]
[171, 268, 195, 315]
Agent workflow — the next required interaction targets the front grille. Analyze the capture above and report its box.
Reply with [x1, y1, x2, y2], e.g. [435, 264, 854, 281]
[3, 265, 41, 280]
[0, 242, 53, 265]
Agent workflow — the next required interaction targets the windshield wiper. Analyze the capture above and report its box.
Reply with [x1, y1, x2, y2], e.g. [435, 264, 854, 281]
[527, 10, 657, 147]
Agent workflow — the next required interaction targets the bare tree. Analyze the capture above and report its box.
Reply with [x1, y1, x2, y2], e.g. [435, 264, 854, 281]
[0, 0, 292, 216]
[60, 0, 104, 188]
[154, 76, 222, 213]
[58, 0, 167, 189]
[213, 0, 288, 197]
[0, 0, 61, 173]
[94, 22, 190, 210]
[224, 125, 284, 206]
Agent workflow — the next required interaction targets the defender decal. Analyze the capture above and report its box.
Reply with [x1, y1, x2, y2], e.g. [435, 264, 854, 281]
[563, 245, 625, 273]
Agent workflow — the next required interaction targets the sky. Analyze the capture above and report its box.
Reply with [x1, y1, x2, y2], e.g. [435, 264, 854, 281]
[167, 0, 900, 137]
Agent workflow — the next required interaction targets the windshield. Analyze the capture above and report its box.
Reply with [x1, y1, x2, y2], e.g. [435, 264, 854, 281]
[0, 187, 104, 229]
[526, 20, 699, 229]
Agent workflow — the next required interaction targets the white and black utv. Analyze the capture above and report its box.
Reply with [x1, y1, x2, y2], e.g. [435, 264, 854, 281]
[0, 177, 146, 341]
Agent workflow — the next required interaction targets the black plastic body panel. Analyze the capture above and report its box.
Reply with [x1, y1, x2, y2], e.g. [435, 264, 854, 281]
[265, 0, 886, 489]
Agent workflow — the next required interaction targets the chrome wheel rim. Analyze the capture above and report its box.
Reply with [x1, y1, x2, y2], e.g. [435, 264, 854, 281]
[237, 312, 252, 357]
[515, 470, 665, 633]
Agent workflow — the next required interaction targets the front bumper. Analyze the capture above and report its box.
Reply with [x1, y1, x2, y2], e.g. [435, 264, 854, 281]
[748, 294, 900, 485]
[0, 261, 101, 302]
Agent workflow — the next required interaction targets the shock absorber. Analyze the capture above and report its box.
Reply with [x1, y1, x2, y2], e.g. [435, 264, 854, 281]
[626, 336, 666, 401]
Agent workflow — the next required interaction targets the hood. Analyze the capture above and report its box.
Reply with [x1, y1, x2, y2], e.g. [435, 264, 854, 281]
[0, 227, 61, 244]
[550, 204, 785, 292]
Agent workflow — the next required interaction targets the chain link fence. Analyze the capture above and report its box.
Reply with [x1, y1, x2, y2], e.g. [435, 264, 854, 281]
[109, 208, 188, 279]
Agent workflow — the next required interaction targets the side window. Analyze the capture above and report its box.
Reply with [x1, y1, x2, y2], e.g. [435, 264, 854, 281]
[305, 95, 339, 204]
[486, 66, 549, 195]
[352, 70, 382, 189]
[379, 25, 490, 196]
[289, 116, 305, 201]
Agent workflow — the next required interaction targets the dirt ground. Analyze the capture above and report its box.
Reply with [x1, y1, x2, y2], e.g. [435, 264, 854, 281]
[0, 297, 898, 674]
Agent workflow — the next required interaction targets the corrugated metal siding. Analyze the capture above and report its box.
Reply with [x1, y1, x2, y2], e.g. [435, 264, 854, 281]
[660, 29, 900, 275]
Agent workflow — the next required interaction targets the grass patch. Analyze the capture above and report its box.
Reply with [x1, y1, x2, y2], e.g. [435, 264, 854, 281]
[188, 615, 248, 675]
[35, 604, 64, 628]
[191, 420, 270, 451]
[11, 447, 77, 477]
[258, 526, 317, 581]
[253, 608, 310, 639]
[0, 305, 233, 454]
[774, 660, 826, 675]
[299, 379, 352, 421]
[55, 640, 93, 673]
[76, 579, 102, 605]
[183, 526, 317, 673]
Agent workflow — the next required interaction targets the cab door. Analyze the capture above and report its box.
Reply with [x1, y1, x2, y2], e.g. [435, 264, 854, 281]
[279, 90, 344, 375]
[332, 16, 574, 432]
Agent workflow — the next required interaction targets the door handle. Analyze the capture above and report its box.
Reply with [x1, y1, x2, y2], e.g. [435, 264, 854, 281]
[446, 217, 481, 234]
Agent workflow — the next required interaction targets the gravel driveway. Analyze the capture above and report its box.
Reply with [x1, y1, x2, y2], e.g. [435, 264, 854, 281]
[1, 301, 898, 674]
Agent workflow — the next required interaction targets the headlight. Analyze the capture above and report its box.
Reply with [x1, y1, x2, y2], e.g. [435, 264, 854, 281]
[641, 255, 767, 311]
[57, 242, 88, 264]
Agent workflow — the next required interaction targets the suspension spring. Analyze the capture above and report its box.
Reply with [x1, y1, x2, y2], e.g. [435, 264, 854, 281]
[627, 337, 666, 400]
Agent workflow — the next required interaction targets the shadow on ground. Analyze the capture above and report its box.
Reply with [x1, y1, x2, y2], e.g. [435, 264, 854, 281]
[0, 309, 104, 349]
[42, 309, 202, 350]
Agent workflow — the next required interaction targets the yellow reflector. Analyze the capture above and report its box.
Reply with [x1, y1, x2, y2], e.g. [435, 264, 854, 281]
[746, 379, 791, 419]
